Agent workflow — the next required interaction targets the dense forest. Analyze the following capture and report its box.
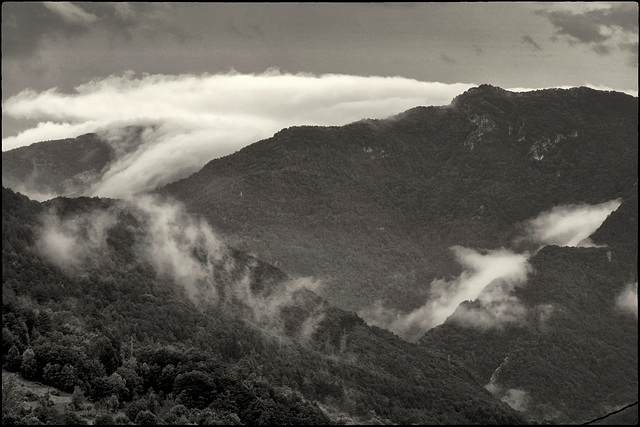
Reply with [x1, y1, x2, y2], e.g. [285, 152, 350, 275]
[160, 85, 638, 317]
[2, 85, 637, 425]
[2, 187, 527, 425]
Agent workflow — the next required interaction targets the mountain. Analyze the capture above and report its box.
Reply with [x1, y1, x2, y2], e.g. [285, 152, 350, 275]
[1, 187, 527, 425]
[420, 232, 638, 423]
[420, 173, 638, 424]
[3, 85, 637, 424]
[156, 85, 638, 423]
[2, 133, 113, 200]
[159, 85, 638, 319]
[1, 126, 151, 201]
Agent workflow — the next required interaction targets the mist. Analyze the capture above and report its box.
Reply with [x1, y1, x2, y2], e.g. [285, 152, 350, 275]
[500, 388, 531, 412]
[360, 198, 626, 341]
[359, 246, 531, 341]
[2, 71, 476, 198]
[36, 207, 118, 270]
[615, 282, 638, 319]
[34, 194, 323, 338]
[523, 199, 622, 247]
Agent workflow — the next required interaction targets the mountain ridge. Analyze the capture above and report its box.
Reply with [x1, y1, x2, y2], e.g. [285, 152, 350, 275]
[1, 186, 528, 425]
[160, 85, 637, 315]
[2, 84, 637, 424]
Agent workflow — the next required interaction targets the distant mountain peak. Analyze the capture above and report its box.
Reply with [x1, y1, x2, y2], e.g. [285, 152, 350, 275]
[450, 84, 512, 107]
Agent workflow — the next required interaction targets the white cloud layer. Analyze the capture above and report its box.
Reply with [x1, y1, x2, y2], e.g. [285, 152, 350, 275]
[4, 71, 634, 200]
[2, 71, 476, 198]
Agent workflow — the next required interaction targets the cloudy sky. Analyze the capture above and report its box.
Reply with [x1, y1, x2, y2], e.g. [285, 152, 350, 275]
[2, 2, 638, 155]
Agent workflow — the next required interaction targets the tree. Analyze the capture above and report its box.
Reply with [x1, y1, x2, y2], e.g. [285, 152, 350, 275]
[21, 348, 39, 380]
[2, 373, 23, 420]
[94, 413, 114, 425]
[43, 363, 62, 387]
[125, 399, 149, 422]
[89, 376, 115, 402]
[173, 370, 216, 409]
[2, 327, 21, 356]
[135, 409, 159, 425]
[35, 309, 53, 336]
[115, 365, 142, 401]
[5, 345, 22, 372]
[92, 336, 121, 376]
[159, 363, 177, 394]
[70, 386, 85, 411]
[58, 364, 80, 392]
[60, 410, 87, 425]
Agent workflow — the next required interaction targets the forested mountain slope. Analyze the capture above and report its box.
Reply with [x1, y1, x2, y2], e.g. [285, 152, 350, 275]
[2, 187, 527, 425]
[420, 188, 638, 424]
[1, 133, 114, 200]
[161, 85, 638, 317]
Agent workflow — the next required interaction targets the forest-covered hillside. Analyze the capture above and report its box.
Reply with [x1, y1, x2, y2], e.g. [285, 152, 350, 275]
[160, 85, 638, 319]
[2, 85, 637, 425]
[421, 187, 638, 424]
[2, 187, 527, 425]
[1, 133, 114, 200]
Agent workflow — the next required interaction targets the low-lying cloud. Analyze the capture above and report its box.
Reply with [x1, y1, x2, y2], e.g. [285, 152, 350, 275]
[522, 199, 621, 247]
[359, 246, 531, 341]
[35, 194, 323, 337]
[4, 72, 636, 201]
[500, 388, 531, 412]
[360, 199, 625, 341]
[37, 207, 118, 269]
[2, 71, 476, 199]
[616, 282, 638, 319]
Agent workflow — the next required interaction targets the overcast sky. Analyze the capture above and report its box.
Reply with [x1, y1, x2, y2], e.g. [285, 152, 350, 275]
[2, 2, 638, 149]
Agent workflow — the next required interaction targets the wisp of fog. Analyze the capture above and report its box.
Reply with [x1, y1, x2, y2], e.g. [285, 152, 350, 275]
[35, 195, 324, 340]
[360, 198, 624, 341]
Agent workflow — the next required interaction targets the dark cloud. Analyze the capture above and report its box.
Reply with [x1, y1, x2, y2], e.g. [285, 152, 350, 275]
[440, 53, 456, 64]
[521, 35, 542, 51]
[1, 2, 87, 59]
[537, 3, 638, 43]
[536, 3, 638, 63]
[228, 22, 265, 41]
[1, 2, 188, 60]
[592, 43, 612, 56]
[620, 42, 639, 67]
[538, 8, 608, 44]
